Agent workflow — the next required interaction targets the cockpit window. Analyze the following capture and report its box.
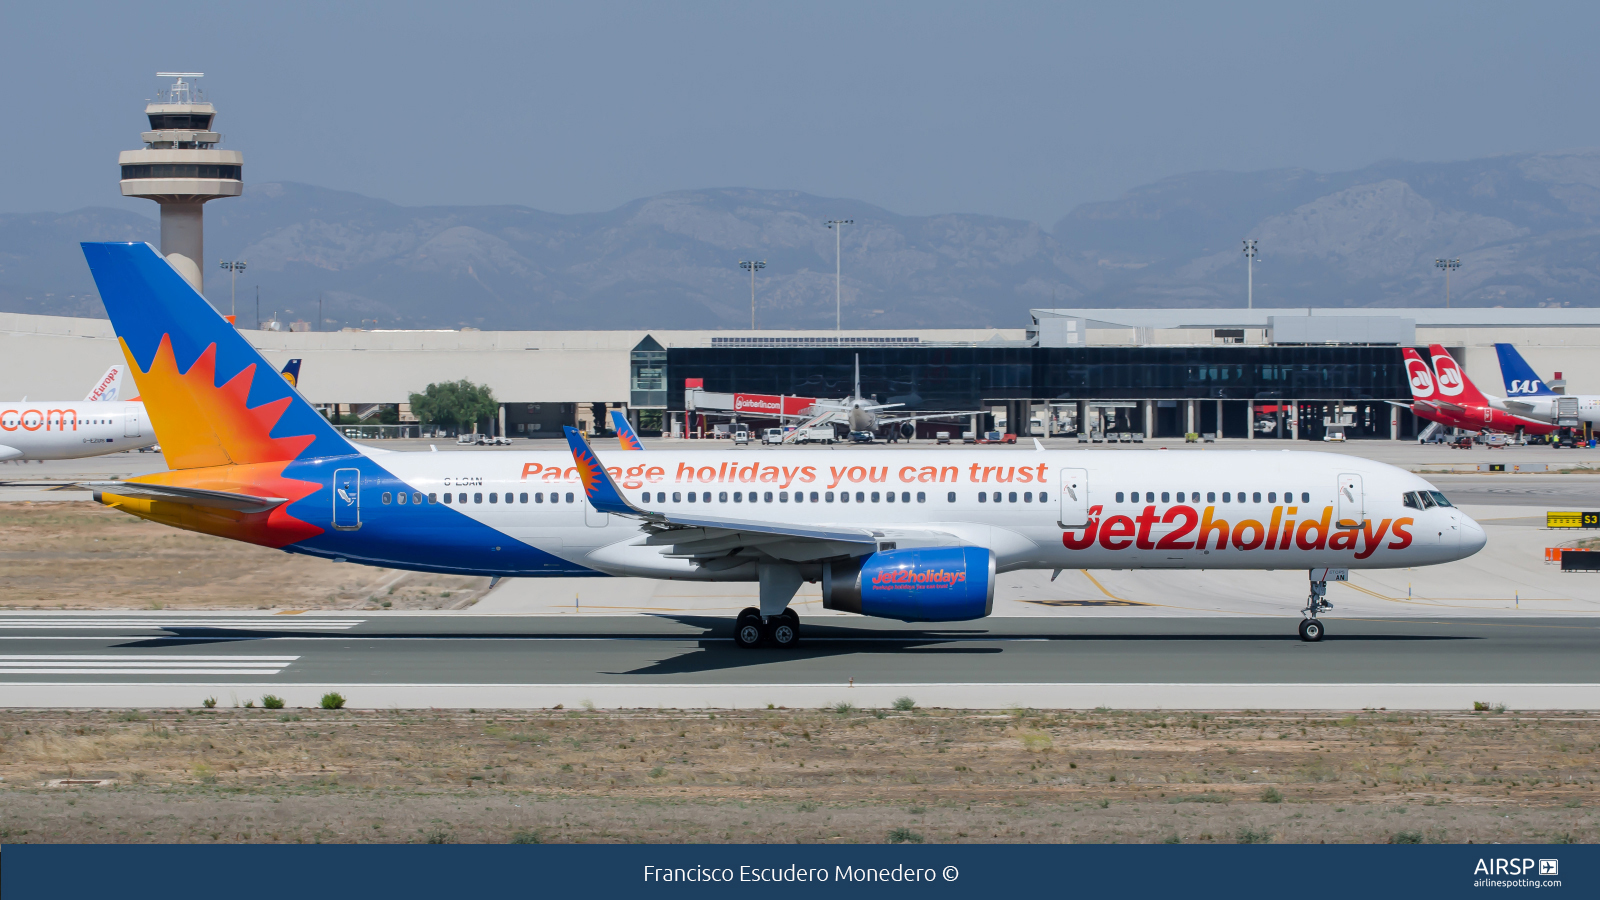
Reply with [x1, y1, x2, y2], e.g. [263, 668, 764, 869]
[1402, 492, 1421, 509]
[1427, 490, 1453, 508]
[1418, 491, 1437, 509]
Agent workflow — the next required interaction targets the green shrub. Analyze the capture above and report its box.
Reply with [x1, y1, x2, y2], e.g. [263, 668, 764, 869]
[320, 692, 346, 710]
[201, 697, 217, 708]
[649, 766, 666, 778]
[893, 696, 916, 711]
[509, 830, 542, 844]
[261, 695, 285, 710]
[1389, 831, 1423, 844]
[1235, 826, 1273, 844]
[1261, 786, 1283, 804]
[887, 827, 924, 844]
[833, 701, 855, 715]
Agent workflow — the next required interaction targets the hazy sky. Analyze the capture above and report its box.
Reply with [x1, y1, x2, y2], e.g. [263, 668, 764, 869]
[5, 1, 1600, 225]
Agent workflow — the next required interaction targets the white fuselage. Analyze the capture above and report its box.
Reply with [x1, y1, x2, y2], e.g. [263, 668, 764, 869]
[0, 401, 155, 460]
[361, 447, 1485, 579]
[1490, 393, 1600, 427]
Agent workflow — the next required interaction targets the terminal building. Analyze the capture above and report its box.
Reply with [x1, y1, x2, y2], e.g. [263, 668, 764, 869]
[5, 306, 1600, 441]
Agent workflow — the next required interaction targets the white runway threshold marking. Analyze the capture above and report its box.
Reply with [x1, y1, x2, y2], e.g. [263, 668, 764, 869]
[0, 681, 1594, 710]
[0, 619, 362, 630]
[0, 655, 297, 675]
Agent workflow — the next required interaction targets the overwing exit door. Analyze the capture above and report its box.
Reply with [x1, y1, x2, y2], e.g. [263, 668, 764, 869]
[333, 468, 361, 530]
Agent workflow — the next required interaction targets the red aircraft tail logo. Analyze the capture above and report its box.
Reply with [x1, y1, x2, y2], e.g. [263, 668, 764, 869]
[1406, 357, 1434, 396]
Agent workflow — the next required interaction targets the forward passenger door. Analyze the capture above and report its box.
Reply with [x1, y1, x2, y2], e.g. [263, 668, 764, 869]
[1336, 473, 1364, 529]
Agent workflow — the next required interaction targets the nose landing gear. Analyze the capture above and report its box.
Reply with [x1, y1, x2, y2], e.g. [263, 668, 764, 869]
[1298, 571, 1333, 642]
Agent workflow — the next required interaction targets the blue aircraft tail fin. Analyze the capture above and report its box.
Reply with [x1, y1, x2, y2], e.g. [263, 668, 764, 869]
[80, 242, 356, 470]
[609, 409, 645, 450]
[1494, 343, 1557, 397]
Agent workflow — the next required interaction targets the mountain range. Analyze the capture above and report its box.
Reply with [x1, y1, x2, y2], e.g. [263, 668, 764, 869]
[4, 148, 1600, 330]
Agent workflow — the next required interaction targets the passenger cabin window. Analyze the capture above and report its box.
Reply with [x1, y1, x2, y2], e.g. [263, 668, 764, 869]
[1252, 492, 1261, 503]
[947, 492, 956, 502]
[382, 492, 392, 504]
[566, 493, 575, 503]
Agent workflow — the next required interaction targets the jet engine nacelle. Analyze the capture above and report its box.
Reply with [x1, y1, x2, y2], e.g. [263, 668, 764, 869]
[822, 547, 995, 621]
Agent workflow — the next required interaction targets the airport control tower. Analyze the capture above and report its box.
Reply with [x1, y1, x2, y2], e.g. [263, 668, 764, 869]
[118, 73, 242, 294]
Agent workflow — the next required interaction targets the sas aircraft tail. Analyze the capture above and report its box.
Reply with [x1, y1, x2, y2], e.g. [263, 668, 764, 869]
[80, 242, 355, 470]
[1494, 343, 1557, 397]
[609, 409, 645, 450]
[1428, 344, 1491, 406]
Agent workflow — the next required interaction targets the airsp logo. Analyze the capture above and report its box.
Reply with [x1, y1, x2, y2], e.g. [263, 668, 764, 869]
[1406, 358, 1434, 394]
[1433, 358, 1464, 396]
[1473, 858, 1556, 876]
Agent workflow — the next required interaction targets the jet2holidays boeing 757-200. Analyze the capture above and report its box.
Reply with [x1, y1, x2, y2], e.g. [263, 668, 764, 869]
[76, 241, 1486, 645]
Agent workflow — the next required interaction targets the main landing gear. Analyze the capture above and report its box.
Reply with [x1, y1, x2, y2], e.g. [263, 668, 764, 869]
[734, 606, 801, 650]
[1298, 571, 1332, 642]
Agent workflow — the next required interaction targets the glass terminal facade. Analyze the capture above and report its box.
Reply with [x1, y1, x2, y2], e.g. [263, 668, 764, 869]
[665, 345, 1419, 440]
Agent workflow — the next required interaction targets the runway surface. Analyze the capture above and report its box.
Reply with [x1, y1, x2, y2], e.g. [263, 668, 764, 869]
[3, 613, 1597, 710]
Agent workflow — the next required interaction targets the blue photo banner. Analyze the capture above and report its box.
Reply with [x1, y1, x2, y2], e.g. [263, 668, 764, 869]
[3, 843, 1593, 899]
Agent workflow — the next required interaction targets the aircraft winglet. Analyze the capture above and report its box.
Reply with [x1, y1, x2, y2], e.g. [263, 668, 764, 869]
[562, 426, 642, 516]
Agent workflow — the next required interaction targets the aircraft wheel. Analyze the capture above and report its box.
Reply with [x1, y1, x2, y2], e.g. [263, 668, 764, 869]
[734, 608, 764, 650]
[1298, 618, 1324, 643]
[768, 610, 800, 649]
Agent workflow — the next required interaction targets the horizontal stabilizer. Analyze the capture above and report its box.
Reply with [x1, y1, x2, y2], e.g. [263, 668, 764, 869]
[89, 481, 287, 513]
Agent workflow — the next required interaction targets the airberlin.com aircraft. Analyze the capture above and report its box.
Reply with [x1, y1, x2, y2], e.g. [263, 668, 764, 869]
[1400, 346, 1555, 437]
[81, 242, 1485, 645]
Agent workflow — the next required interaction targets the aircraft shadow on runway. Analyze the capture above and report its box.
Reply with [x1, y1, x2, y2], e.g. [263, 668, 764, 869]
[598, 615, 1480, 676]
[108, 617, 1482, 652]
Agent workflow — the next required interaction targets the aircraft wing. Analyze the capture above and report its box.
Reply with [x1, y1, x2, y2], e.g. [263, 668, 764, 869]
[9, 480, 292, 513]
[875, 410, 969, 426]
[781, 409, 849, 441]
[562, 427, 900, 559]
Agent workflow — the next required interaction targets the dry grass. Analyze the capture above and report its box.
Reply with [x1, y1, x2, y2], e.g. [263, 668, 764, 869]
[0, 503, 488, 610]
[1, 707, 1597, 844]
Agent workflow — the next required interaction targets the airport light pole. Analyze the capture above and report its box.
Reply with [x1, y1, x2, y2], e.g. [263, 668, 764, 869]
[739, 259, 766, 329]
[218, 259, 246, 320]
[1241, 240, 1257, 309]
[826, 219, 853, 331]
[1435, 257, 1461, 308]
